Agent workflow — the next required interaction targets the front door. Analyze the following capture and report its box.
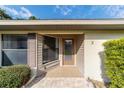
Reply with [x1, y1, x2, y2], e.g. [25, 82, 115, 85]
[63, 39, 74, 65]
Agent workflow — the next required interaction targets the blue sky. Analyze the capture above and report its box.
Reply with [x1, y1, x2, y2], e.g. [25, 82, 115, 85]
[0, 5, 124, 19]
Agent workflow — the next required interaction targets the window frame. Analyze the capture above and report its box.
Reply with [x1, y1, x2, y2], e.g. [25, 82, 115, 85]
[42, 36, 59, 64]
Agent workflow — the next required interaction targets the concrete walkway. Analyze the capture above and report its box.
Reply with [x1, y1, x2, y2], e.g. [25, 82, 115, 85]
[30, 77, 93, 88]
[27, 67, 94, 88]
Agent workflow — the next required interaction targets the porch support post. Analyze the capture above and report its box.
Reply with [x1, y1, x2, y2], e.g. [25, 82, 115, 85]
[27, 33, 37, 68]
[37, 34, 43, 70]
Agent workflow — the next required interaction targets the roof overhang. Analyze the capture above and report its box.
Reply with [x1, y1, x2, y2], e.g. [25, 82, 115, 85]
[0, 20, 124, 31]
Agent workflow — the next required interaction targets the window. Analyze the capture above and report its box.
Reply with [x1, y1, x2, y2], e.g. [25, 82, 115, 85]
[43, 36, 59, 64]
[2, 35, 27, 49]
[2, 34, 27, 66]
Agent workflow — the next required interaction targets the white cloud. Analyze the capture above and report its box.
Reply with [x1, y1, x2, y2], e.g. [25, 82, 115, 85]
[88, 5, 124, 18]
[75, 5, 124, 18]
[55, 5, 124, 18]
[55, 6, 75, 16]
[20, 7, 32, 18]
[104, 6, 124, 18]
[0, 5, 32, 19]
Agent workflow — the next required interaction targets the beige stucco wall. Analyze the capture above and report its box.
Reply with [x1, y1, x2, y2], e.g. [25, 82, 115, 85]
[76, 34, 84, 76]
[84, 31, 124, 82]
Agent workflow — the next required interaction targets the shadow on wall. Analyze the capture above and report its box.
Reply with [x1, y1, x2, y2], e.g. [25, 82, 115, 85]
[99, 51, 109, 83]
[2, 51, 13, 66]
[2, 50, 27, 66]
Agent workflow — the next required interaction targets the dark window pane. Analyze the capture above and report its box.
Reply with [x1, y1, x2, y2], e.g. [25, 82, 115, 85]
[2, 50, 27, 66]
[2, 34, 27, 49]
[64, 40, 73, 55]
[43, 36, 59, 64]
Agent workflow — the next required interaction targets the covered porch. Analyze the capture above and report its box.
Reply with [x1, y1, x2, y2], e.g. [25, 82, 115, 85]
[36, 33, 84, 77]
[27, 33, 87, 87]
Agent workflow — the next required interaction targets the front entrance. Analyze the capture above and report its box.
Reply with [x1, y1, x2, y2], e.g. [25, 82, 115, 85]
[63, 39, 74, 65]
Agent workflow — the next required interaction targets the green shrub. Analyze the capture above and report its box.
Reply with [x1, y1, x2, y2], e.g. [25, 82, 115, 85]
[0, 65, 31, 88]
[103, 38, 124, 88]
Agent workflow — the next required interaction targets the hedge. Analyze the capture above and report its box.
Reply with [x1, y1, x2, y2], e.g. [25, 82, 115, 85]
[0, 65, 31, 88]
[103, 38, 124, 88]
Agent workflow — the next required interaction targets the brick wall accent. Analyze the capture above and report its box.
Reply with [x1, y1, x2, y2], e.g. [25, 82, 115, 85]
[27, 33, 36, 68]
[37, 34, 43, 70]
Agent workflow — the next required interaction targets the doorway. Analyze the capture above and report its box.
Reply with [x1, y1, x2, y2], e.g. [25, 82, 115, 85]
[63, 39, 74, 65]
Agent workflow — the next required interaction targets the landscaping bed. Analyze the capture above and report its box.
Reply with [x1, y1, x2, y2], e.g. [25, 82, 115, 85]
[0, 65, 31, 88]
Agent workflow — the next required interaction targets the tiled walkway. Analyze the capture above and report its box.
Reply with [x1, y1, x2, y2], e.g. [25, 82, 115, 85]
[27, 67, 94, 88]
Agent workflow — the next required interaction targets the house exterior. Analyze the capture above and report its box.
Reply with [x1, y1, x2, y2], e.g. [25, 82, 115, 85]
[0, 19, 124, 82]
